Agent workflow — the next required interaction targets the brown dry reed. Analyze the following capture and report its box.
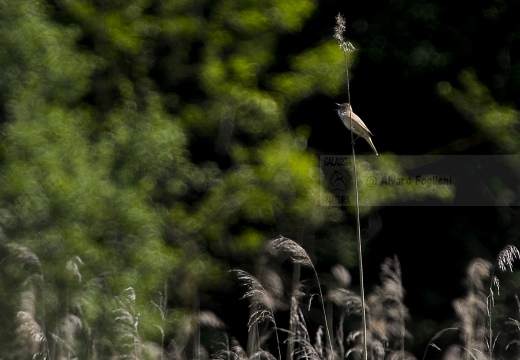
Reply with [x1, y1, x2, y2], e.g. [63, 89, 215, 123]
[7, 233, 520, 360]
[232, 269, 282, 360]
[421, 245, 520, 360]
[487, 245, 520, 359]
[270, 236, 334, 358]
[333, 13, 368, 360]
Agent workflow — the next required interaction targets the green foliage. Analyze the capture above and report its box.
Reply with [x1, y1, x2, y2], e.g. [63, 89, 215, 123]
[269, 40, 349, 101]
[0, 0, 353, 357]
[438, 70, 520, 153]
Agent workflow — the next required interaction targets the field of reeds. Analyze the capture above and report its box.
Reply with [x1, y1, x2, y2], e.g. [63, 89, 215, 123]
[4, 236, 520, 360]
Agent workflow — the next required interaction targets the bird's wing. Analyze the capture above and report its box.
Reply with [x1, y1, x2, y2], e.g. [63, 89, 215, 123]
[352, 113, 374, 136]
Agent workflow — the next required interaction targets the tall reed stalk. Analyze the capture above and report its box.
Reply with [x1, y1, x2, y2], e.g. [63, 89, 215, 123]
[333, 13, 368, 360]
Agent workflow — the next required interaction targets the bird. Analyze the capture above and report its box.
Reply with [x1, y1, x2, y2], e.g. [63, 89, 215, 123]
[336, 103, 378, 155]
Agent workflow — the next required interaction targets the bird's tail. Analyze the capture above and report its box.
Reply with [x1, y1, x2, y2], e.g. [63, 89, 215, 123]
[365, 137, 378, 155]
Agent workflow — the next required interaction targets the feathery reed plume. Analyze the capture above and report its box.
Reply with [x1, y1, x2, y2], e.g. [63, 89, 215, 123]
[346, 330, 385, 360]
[269, 237, 312, 267]
[452, 258, 491, 360]
[496, 245, 520, 272]
[333, 14, 356, 54]
[198, 311, 226, 329]
[423, 249, 519, 360]
[232, 269, 282, 360]
[114, 287, 143, 359]
[281, 306, 328, 360]
[331, 264, 352, 288]
[7, 243, 42, 270]
[344, 257, 410, 360]
[8, 243, 49, 359]
[328, 265, 359, 358]
[328, 288, 362, 316]
[50, 313, 83, 359]
[152, 283, 168, 360]
[233, 270, 276, 330]
[211, 337, 250, 360]
[334, 13, 367, 360]
[166, 340, 186, 360]
[368, 256, 410, 355]
[66, 256, 84, 283]
[47, 256, 86, 359]
[231, 337, 249, 360]
[487, 245, 520, 359]
[287, 290, 305, 360]
[16, 288, 48, 359]
[270, 236, 334, 358]
[315, 326, 325, 359]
